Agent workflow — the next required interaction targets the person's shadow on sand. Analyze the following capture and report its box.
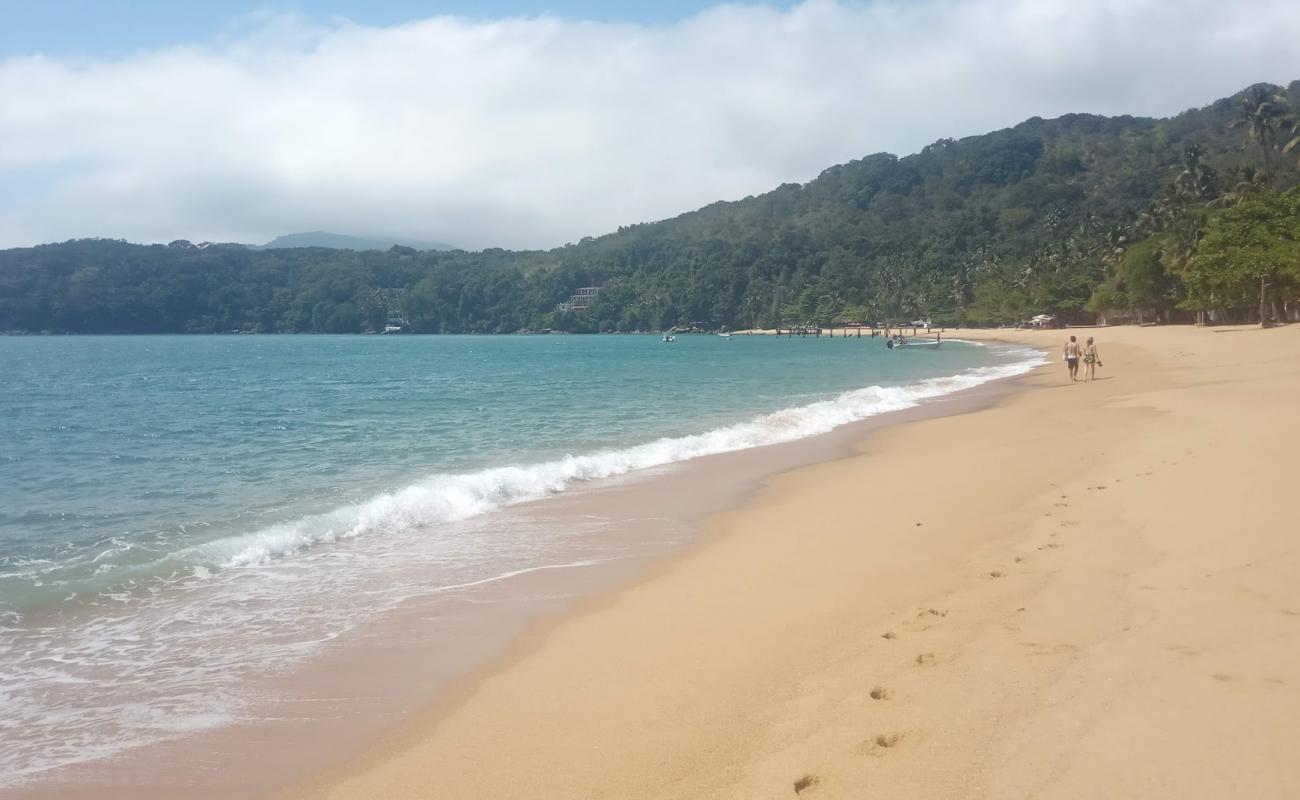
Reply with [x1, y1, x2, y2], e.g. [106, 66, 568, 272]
[1047, 376, 1115, 388]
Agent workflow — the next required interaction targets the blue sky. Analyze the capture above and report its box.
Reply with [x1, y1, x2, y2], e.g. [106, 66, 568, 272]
[0, 1, 771, 58]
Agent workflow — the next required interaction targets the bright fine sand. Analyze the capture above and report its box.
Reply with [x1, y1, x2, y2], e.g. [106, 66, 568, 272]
[285, 324, 1300, 800]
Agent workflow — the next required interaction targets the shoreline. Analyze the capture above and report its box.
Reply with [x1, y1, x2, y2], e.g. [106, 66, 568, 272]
[281, 324, 1300, 799]
[273, 350, 1043, 799]
[11, 337, 1042, 799]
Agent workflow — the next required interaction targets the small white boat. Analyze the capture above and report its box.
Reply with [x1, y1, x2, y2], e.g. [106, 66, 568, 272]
[717, 332, 733, 339]
[662, 333, 676, 342]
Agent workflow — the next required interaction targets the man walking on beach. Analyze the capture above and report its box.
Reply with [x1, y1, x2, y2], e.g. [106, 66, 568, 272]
[1063, 335, 1081, 382]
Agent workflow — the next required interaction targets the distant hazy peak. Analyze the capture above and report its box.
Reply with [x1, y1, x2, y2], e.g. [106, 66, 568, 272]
[259, 231, 453, 251]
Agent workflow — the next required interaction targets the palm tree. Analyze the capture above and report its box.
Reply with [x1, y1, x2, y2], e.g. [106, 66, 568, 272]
[1282, 120, 1300, 166]
[1136, 182, 1181, 234]
[1100, 225, 1129, 269]
[1210, 164, 1266, 208]
[1174, 143, 1217, 201]
[1230, 87, 1289, 182]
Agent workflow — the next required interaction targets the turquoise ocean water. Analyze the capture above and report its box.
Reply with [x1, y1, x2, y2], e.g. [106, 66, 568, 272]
[0, 333, 1041, 785]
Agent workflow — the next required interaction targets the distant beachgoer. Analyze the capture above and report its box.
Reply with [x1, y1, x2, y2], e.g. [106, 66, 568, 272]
[1063, 335, 1081, 382]
[1083, 336, 1102, 381]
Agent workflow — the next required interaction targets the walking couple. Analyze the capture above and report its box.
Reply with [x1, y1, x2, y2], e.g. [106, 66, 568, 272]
[1063, 335, 1101, 382]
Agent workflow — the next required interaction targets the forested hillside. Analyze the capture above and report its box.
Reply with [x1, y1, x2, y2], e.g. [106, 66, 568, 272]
[3, 81, 1299, 334]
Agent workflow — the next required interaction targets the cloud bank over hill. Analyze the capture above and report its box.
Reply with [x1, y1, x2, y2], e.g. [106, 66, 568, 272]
[2, 0, 1299, 250]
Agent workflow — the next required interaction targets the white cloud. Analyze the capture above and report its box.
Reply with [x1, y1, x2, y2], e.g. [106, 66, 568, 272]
[2, 0, 1299, 249]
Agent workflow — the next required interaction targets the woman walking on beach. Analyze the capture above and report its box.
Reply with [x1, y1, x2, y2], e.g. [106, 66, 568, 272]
[1083, 336, 1101, 381]
[1063, 335, 1081, 382]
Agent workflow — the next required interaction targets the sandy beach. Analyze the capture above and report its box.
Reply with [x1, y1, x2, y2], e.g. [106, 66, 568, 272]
[285, 324, 1300, 800]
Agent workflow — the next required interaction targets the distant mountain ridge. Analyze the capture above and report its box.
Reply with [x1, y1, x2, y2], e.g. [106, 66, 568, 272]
[257, 231, 454, 252]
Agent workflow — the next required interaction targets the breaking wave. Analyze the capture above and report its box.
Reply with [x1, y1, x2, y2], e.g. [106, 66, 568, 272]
[192, 347, 1045, 571]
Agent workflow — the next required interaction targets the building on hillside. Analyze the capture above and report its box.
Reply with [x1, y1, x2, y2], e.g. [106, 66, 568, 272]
[557, 286, 602, 313]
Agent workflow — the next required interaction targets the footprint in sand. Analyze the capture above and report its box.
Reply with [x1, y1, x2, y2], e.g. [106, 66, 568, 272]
[881, 631, 897, 640]
[915, 652, 935, 665]
[858, 733, 904, 756]
[870, 686, 892, 701]
[1020, 641, 1078, 657]
[987, 570, 1005, 578]
[793, 774, 820, 794]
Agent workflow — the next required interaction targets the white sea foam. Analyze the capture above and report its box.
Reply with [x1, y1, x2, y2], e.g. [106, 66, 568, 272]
[194, 346, 1045, 571]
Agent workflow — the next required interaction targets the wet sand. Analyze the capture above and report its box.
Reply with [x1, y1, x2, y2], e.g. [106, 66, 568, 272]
[284, 324, 1300, 799]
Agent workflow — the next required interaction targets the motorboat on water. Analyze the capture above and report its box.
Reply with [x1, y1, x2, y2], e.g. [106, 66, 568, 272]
[888, 335, 940, 349]
[662, 333, 676, 342]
